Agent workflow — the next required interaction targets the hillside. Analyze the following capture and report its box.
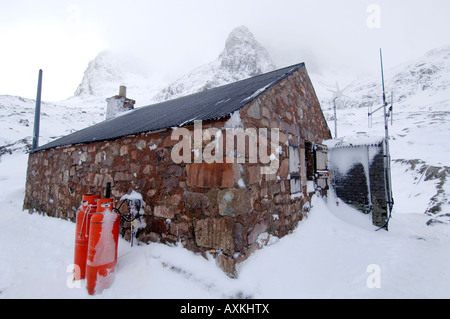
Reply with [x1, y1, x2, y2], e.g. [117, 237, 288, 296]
[314, 45, 450, 111]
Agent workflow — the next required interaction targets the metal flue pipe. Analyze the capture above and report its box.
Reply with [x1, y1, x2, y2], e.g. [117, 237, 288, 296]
[32, 69, 43, 150]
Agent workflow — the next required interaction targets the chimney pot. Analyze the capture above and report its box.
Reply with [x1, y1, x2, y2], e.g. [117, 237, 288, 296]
[119, 85, 127, 98]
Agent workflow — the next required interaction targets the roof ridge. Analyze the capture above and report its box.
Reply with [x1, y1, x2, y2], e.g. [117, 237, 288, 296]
[33, 62, 306, 152]
[142, 62, 305, 108]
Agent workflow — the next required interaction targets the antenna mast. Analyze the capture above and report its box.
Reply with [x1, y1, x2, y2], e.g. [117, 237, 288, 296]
[368, 49, 394, 230]
[333, 97, 338, 138]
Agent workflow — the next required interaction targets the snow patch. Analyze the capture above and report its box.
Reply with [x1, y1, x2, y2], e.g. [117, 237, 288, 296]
[241, 82, 274, 103]
[120, 190, 146, 204]
[257, 232, 279, 247]
[237, 178, 246, 188]
[224, 111, 243, 128]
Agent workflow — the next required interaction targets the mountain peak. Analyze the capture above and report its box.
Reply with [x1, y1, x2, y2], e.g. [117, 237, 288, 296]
[223, 25, 254, 51]
[154, 25, 276, 102]
[73, 50, 158, 101]
[219, 25, 275, 78]
[74, 50, 127, 99]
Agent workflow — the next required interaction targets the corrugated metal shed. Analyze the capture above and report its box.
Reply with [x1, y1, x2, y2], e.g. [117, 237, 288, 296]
[33, 63, 305, 152]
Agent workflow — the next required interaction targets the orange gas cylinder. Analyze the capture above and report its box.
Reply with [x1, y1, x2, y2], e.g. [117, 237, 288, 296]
[85, 198, 120, 295]
[74, 194, 101, 281]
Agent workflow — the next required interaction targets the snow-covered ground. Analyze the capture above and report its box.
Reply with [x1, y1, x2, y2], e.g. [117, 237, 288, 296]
[0, 151, 449, 299]
[1, 41, 449, 299]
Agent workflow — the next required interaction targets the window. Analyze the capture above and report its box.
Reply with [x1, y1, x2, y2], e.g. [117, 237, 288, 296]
[304, 142, 329, 190]
[289, 145, 302, 195]
[305, 142, 315, 181]
[315, 144, 329, 190]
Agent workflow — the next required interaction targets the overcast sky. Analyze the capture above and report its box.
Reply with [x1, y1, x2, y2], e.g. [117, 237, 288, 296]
[1, 0, 449, 101]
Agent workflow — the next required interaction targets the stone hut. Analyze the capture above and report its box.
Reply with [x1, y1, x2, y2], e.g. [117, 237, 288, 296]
[24, 63, 332, 274]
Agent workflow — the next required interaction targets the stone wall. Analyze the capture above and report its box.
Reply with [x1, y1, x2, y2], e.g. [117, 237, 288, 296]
[24, 68, 331, 275]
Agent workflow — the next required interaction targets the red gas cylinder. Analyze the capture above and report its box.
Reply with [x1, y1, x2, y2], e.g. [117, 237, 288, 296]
[85, 198, 120, 295]
[74, 194, 101, 281]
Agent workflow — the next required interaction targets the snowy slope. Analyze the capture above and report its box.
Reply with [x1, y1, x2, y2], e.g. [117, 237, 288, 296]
[0, 94, 111, 157]
[153, 26, 276, 102]
[313, 44, 450, 111]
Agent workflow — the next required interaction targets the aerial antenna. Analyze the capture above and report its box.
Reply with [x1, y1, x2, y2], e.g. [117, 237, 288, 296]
[328, 81, 351, 139]
[368, 49, 394, 231]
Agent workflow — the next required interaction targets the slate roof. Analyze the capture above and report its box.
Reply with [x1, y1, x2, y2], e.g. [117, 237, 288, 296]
[34, 63, 305, 152]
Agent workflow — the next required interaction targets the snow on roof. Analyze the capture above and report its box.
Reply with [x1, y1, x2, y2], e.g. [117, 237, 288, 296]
[33, 63, 305, 152]
[324, 135, 385, 149]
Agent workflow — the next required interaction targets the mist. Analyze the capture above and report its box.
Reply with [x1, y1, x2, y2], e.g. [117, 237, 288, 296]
[1, 0, 449, 100]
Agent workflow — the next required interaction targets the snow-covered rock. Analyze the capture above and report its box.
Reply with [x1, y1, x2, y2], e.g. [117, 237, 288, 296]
[153, 26, 276, 102]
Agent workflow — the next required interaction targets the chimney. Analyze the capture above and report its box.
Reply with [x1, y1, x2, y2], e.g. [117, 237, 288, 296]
[105, 86, 136, 120]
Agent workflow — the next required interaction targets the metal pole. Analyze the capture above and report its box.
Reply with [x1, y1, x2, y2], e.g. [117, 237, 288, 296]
[380, 49, 393, 229]
[32, 69, 43, 150]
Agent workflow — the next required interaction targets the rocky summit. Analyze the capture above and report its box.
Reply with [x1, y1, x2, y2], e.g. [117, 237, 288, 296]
[154, 26, 276, 102]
